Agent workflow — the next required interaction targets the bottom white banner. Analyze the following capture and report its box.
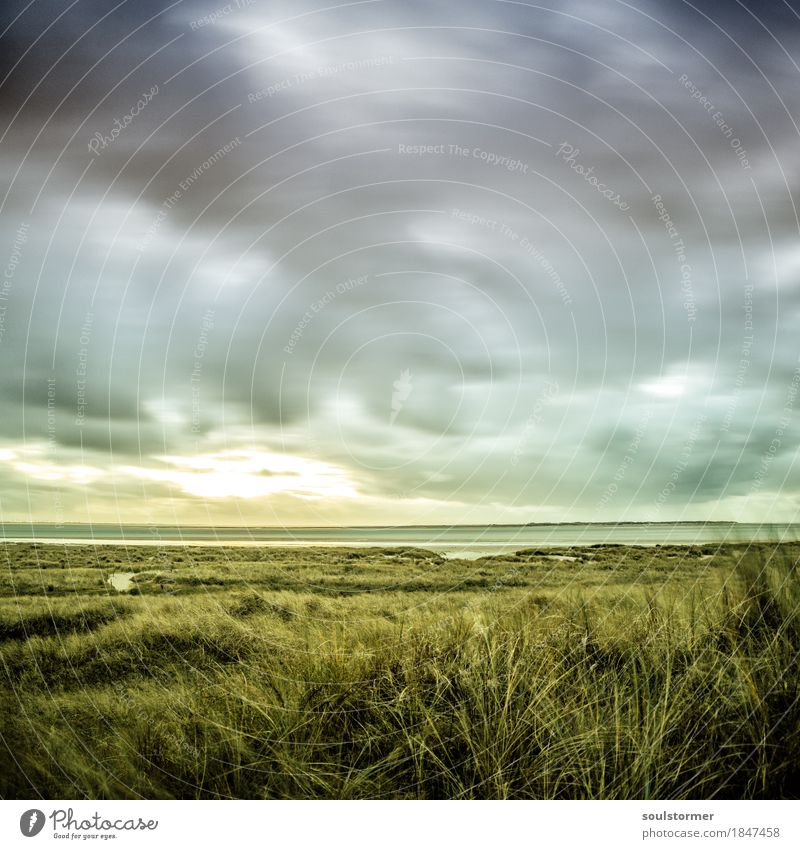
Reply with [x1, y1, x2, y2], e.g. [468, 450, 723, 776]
[1, 800, 796, 849]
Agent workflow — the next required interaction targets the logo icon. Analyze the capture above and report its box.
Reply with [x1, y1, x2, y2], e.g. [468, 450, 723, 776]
[20, 809, 46, 837]
[390, 369, 413, 425]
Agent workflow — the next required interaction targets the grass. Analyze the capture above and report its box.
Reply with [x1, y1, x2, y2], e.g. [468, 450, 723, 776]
[0, 541, 798, 799]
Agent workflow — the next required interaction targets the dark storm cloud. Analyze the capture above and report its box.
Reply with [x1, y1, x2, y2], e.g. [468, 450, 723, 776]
[0, 0, 798, 522]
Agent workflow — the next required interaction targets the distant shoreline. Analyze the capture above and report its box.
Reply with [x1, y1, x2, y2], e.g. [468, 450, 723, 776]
[0, 520, 755, 530]
[1, 520, 796, 558]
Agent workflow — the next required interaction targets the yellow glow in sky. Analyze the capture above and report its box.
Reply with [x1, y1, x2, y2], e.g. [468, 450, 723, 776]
[118, 449, 358, 500]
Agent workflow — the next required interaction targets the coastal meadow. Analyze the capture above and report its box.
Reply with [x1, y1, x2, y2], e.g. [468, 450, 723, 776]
[1, 542, 798, 799]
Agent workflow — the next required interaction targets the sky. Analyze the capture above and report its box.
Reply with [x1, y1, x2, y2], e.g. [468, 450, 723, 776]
[0, 0, 799, 527]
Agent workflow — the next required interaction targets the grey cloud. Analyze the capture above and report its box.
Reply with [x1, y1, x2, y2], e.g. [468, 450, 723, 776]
[1, 0, 799, 522]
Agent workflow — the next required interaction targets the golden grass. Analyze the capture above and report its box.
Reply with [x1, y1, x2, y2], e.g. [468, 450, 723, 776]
[0, 542, 797, 799]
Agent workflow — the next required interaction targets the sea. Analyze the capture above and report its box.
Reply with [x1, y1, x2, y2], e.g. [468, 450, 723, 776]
[1, 522, 798, 559]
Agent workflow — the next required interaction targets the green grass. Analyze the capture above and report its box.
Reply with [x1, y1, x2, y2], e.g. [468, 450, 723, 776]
[0, 542, 797, 799]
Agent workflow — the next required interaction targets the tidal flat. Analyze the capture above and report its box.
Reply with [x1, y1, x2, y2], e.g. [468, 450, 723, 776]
[1, 541, 798, 799]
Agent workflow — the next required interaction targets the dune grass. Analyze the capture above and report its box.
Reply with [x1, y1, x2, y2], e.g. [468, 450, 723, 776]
[0, 542, 797, 799]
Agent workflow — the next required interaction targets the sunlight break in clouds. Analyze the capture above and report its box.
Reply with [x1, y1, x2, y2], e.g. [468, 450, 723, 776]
[118, 450, 358, 500]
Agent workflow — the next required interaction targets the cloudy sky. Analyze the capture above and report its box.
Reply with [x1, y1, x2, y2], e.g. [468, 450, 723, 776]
[0, 0, 798, 527]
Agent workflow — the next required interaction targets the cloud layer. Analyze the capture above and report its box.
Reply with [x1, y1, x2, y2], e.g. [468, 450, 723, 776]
[1, 0, 799, 525]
